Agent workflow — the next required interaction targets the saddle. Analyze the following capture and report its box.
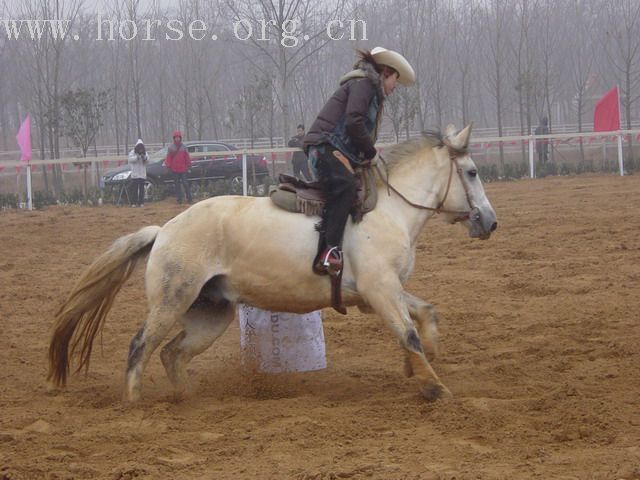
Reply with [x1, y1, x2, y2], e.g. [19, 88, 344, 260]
[270, 167, 378, 221]
[269, 166, 378, 315]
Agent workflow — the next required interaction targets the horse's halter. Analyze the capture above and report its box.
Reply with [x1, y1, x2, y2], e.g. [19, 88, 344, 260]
[375, 140, 475, 223]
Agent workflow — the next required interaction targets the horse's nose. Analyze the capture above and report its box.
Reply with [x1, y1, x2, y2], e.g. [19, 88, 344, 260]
[490, 221, 498, 232]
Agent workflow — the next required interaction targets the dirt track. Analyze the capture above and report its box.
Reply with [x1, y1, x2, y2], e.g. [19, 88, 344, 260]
[1, 174, 639, 480]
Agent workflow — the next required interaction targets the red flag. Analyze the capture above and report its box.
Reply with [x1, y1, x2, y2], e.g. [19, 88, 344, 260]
[16, 115, 32, 162]
[0, 165, 4, 173]
[594, 86, 620, 132]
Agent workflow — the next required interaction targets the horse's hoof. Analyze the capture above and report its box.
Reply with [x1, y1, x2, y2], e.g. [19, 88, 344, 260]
[421, 383, 453, 402]
[45, 381, 62, 395]
[123, 386, 141, 403]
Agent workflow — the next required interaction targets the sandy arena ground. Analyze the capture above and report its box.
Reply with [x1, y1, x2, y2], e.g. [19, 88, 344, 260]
[1, 174, 639, 480]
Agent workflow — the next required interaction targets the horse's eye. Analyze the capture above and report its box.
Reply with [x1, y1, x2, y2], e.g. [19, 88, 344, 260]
[468, 169, 477, 178]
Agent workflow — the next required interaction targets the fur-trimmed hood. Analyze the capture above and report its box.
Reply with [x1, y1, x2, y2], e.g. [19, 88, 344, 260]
[339, 58, 385, 101]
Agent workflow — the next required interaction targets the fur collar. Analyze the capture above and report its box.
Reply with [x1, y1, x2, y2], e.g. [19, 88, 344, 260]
[339, 59, 385, 101]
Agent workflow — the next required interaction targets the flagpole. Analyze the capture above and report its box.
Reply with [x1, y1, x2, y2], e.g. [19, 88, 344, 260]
[616, 85, 624, 176]
[26, 163, 33, 210]
[16, 114, 34, 206]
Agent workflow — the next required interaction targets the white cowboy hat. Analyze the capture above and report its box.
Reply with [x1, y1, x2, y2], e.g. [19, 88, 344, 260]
[371, 47, 416, 86]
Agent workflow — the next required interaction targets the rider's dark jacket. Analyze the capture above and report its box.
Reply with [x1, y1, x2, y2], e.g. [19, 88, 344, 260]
[303, 59, 384, 166]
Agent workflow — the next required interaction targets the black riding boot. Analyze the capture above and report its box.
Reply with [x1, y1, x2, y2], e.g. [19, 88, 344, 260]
[313, 148, 357, 276]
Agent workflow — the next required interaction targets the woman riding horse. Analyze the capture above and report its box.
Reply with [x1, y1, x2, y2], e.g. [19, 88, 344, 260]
[304, 47, 415, 276]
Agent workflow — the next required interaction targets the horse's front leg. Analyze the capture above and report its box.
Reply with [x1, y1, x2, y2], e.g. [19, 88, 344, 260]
[358, 275, 452, 402]
[403, 292, 439, 362]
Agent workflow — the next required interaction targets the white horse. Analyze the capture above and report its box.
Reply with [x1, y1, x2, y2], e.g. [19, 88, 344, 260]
[48, 124, 497, 403]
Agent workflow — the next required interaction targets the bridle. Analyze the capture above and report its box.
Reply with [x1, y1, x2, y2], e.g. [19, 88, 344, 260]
[375, 139, 476, 223]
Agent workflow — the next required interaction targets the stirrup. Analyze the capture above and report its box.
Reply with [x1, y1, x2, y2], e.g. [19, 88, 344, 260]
[315, 246, 343, 276]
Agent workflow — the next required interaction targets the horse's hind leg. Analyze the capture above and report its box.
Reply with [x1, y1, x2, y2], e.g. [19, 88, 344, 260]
[125, 306, 181, 402]
[403, 292, 439, 362]
[160, 302, 234, 399]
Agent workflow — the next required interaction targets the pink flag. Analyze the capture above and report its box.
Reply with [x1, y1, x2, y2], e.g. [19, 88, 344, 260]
[593, 86, 620, 132]
[16, 115, 32, 162]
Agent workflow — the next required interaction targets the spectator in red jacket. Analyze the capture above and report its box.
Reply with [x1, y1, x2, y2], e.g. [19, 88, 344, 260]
[164, 130, 192, 204]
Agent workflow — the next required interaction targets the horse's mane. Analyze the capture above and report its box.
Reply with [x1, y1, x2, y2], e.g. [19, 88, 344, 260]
[382, 130, 468, 173]
[383, 130, 443, 171]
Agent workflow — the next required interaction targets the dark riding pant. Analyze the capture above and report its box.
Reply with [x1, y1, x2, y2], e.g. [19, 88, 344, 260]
[315, 147, 357, 247]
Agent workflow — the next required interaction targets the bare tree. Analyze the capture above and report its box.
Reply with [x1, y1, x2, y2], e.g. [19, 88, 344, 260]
[2, 0, 640, 167]
[568, 0, 596, 162]
[224, 0, 346, 141]
[483, 0, 513, 172]
[453, 1, 480, 127]
[603, 0, 640, 161]
[10, 0, 83, 195]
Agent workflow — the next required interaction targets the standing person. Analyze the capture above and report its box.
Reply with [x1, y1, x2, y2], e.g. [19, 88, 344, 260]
[535, 117, 550, 164]
[288, 124, 311, 180]
[164, 130, 192, 204]
[303, 47, 415, 276]
[128, 138, 148, 207]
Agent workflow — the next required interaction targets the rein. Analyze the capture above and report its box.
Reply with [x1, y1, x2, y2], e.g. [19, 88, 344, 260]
[375, 143, 474, 223]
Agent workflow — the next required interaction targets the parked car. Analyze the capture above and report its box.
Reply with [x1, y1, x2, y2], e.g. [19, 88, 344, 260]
[102, 141, 270, 201]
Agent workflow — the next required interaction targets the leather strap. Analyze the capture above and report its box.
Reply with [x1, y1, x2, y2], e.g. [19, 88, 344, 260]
[375, 154, 470, 221]
[331, 268, 347, 315]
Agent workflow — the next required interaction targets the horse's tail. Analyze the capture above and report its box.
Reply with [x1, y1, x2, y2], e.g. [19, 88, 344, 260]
[47, 225, 162, 388]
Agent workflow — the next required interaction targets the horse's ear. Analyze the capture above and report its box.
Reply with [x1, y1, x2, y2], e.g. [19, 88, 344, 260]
[444, 124, 456, 137]
[452, 123, 473, 149]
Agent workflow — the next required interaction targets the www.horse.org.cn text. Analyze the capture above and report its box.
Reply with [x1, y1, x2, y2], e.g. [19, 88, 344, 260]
[1, 17, 368, 47]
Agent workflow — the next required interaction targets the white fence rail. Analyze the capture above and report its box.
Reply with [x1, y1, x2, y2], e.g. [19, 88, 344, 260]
[2, 129, 639, 210]
[3, 120, 639, 162]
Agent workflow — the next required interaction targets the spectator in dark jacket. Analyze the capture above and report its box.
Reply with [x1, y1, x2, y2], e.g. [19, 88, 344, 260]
[303, 47, 415, 276]
[165, 130, 192, 204]
[535, 117, 550, 164]
[288, 124, 311, 180]
[128, 138, 148, 207]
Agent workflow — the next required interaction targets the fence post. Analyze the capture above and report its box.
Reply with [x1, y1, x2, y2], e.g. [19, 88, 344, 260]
[242, 152, 248, 196]
[617, 133, 624, 176]
[528, 133, 535, 179]
[26, 164, 33, 210]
